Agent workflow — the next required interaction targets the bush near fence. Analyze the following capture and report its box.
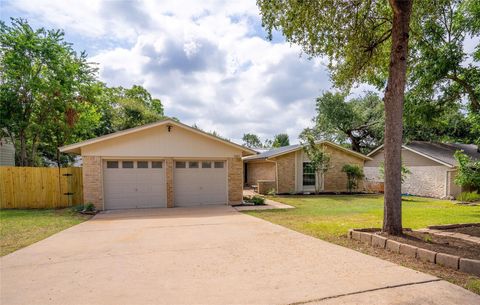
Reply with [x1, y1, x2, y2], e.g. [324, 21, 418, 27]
[0, 167, 83, 209]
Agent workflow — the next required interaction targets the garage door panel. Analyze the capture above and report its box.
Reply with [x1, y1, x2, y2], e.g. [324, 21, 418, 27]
[104, 161, 167, 210]
[174, 161, 227, 207]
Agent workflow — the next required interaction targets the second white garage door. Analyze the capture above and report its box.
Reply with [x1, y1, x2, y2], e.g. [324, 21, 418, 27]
[174, 160, 227, 207]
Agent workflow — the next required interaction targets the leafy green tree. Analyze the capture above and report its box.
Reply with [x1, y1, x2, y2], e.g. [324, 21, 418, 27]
[0, 18, 97, 166]
[409, 0, 480, 113]
[242, 133, 263, 148]
[454, 151, 480, 191]
[272, 133, 290, 148]
[107, 85, 164, 131]
[257, 0, 415, 235]
[341, 164, 365, 193]
[309, 91, 384, 153]
[303, 135, 330, 194]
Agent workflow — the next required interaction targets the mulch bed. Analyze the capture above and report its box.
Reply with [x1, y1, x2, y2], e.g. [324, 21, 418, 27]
[443, 225, 480, 238]
[379, 230, 480, 260]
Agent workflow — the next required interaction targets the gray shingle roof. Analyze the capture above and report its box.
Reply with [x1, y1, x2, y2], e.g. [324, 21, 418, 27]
[243, 144, 302, 161]
[405, 141, 479, 166]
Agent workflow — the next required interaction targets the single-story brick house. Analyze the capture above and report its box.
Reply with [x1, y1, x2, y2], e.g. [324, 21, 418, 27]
[60, 119, 255, 210]
[364, 141, 479, 199]
[243, 141, 372, 194]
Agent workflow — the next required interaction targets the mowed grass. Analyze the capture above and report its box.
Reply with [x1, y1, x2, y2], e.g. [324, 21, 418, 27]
[0, 209, 90, 256]
[244, 194, 480, 242]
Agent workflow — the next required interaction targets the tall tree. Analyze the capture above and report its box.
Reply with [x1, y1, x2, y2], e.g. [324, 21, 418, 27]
[257, 0, 414, 234]
[272, 133, 290, 148]
[310, 91, 384, 153]
[242, 133, 263, 148]
[409, 0, 480, 113]
[0, 19, 97, 166]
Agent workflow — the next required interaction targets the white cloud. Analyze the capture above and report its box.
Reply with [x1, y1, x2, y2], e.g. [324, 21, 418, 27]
[4, 0, 333, 143]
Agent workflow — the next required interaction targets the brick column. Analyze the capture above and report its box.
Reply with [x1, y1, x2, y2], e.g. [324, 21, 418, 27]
[228, 156, 243, 205]
[82, 156, 103, 210]
[165, 158, 174, 208]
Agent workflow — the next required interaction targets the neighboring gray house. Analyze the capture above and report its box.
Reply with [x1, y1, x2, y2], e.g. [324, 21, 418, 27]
[365, 141, 479, 199]
[0, 138, 15, 166]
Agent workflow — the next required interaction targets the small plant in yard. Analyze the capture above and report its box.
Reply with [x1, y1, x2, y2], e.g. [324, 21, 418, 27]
[267, 188, 276, 196]
[454, 151, 480, 191]
[71, 202, 97, 214]
[341, 164, 364, 192]
[243, 195, 266, 205]
[456, 192, 480, 203]
[423, 234, 433, 243]
[302, 134, 331, 194]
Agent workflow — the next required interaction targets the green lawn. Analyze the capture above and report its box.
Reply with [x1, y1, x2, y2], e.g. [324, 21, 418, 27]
[244, 194, 480, 242]
[0, 209, 90, 256]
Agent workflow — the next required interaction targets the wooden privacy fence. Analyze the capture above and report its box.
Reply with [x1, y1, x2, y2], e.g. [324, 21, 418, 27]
[0, 167, 83, 209]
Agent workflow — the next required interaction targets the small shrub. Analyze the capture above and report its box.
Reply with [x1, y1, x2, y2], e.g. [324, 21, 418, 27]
[251, 196, 265, 205]
[341, 164, 364, 192]
[456, 191, 480, 202]
[84, 202, 96, 212]
[267, 188, 276, 196]
[423, 235, 433, 243]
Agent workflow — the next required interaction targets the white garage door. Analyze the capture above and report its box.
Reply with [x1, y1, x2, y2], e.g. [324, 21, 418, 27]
[174, 160, 227, 207]
[103, 160, 167, 209]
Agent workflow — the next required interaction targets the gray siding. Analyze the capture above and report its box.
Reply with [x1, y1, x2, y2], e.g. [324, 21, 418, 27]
[0, 141, 15, 166]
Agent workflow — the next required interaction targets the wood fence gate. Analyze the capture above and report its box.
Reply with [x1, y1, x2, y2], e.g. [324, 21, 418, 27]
[0, 167, 83, 209]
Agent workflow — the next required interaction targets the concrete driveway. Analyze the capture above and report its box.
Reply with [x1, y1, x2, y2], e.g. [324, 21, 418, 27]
[1, 206, 479, 305]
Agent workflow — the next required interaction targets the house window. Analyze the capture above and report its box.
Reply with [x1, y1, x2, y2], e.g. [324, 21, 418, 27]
[106, 161, 118, 168]
[152, 161, 163, 168]
[202, 161, 212, 168]
[175, 161, 186, 168]
[137, 161, 149, 168]
[189, 161, 199, 168]
[303, 162, 316, 186]
[122, 161, 134, 168]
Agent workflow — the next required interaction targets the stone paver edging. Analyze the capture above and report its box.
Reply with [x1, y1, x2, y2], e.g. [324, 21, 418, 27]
[348, 229, 480, 277]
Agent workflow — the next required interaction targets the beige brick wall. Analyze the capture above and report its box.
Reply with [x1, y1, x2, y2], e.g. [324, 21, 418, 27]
[82, 156, 103, 210]
[274, 152, 296, 194]
[228, 156, 243, 205]
[323, 145, 365, 192]
[246, 161, 276, 185]
[258, 180, 276, 195]
[165, 158, 174, 207]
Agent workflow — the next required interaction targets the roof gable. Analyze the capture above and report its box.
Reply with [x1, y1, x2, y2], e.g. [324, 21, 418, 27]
[367, 141, 479, 167]
[243, 141, 371, 161]
[60, 119, 256, 155]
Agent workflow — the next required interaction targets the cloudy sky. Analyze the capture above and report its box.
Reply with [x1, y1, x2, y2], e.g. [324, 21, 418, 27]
[1, 0, 370, 144]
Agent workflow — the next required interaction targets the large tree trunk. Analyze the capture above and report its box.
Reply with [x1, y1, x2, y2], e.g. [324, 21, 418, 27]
[383, 0, 413, 236]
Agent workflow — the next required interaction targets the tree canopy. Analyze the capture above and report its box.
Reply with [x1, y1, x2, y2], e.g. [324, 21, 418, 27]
[272, 133, 290, 148]
[0, 19, 165, 166]
[242, 133, 263, 148]
[308, 91, 384, 153]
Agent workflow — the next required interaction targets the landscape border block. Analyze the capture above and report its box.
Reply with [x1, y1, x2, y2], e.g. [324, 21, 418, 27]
[436, 253, 460, 270]
[459, 258, 480, 277]
[417, 248, 436, 263]
[359, 232, 372, 244]
[385, 239, 401, 253]
[371, 235, 387, 248]
[399, 243, 417, 258]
